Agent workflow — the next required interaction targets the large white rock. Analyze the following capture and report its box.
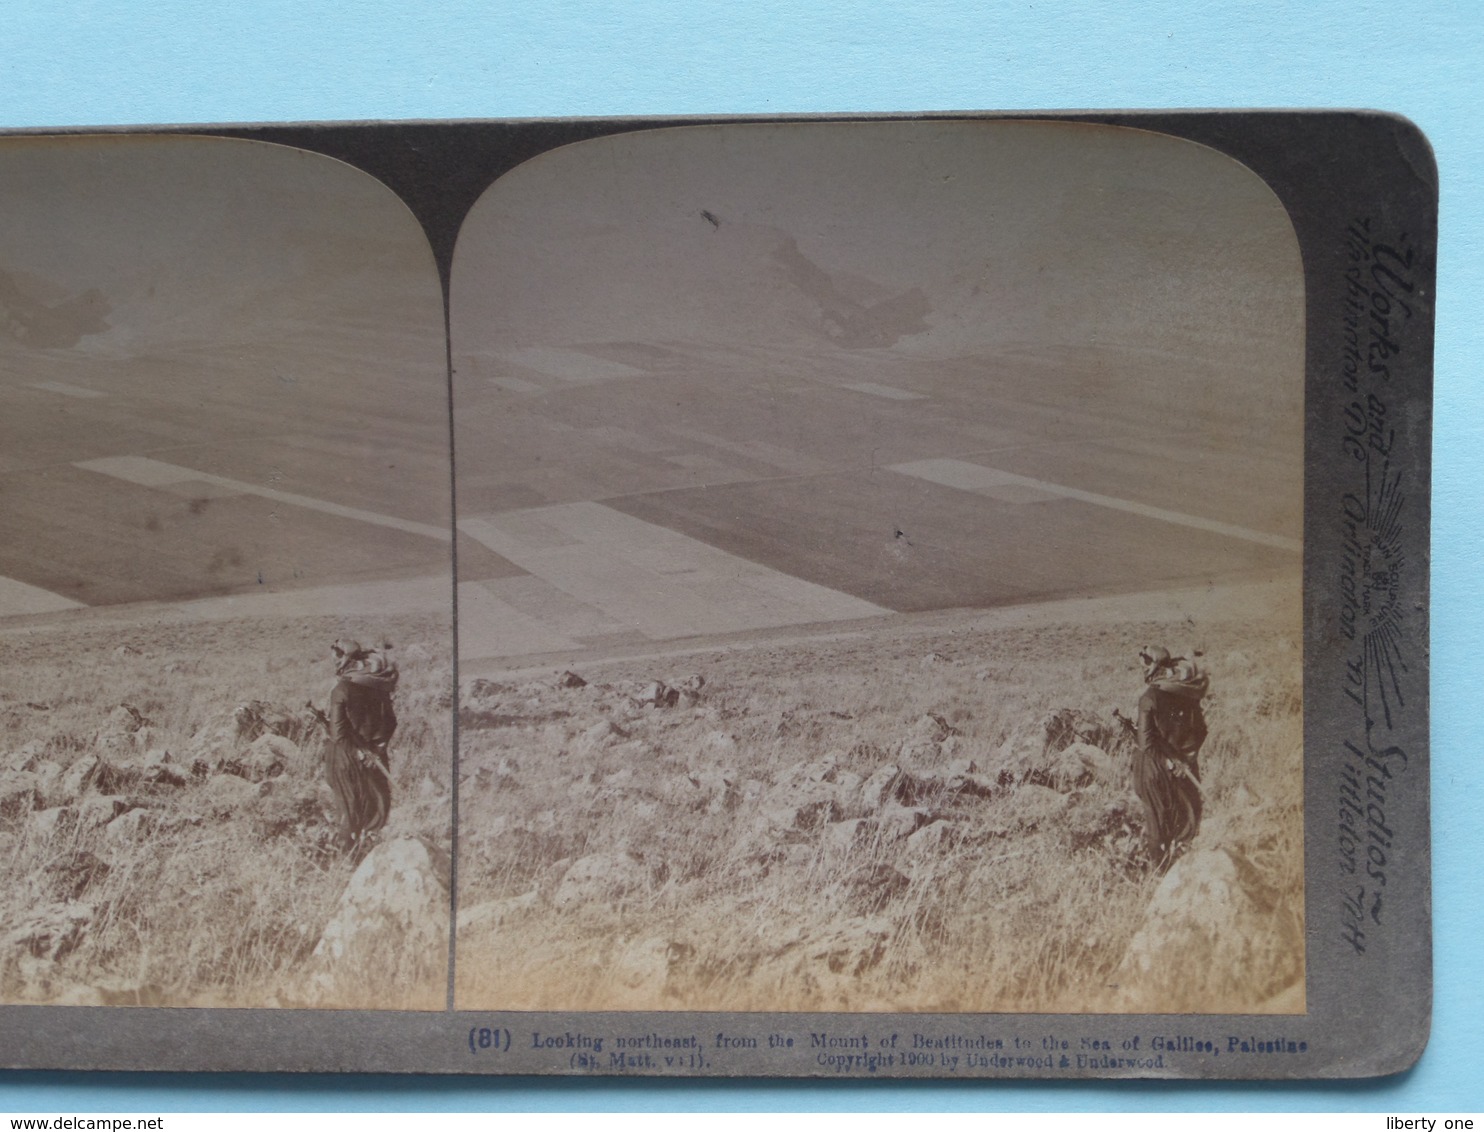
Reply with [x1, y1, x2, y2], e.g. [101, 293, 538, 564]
[1120, 848, 1249, 978]
[312, 837, 451, 967]
[1112, 846, 1301, 1013]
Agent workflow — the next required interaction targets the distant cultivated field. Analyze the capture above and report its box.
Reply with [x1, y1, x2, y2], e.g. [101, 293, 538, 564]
[454, 600, 1304, 1014]
[0, 609, 452, 1008]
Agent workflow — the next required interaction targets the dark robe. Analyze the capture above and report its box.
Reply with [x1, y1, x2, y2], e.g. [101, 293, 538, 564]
[1134, 678, 1207, 869]
[325, 672, 397, 846]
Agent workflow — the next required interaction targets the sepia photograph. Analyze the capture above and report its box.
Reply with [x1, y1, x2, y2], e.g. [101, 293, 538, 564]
[448, 120, 1306, 1015]
[0, 135, 454, 1009]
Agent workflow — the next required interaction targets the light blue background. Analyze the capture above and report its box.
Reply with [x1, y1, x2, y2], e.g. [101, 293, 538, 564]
[1, 0, 1478, 1113]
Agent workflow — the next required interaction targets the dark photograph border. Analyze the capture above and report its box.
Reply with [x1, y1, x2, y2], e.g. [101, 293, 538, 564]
[0, 110, 1434, 1079]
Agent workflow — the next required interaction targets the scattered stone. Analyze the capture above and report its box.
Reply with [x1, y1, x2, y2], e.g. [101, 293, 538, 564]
[90, 759, 140, 794]
[552, 852, 644, 909]
[859, 765, 901, 812]
[575, 720, 628, 755]
[1013, 737, 1098, 793]
[0, 770, 38, 821]
[634, 681, 680, 709]
[916, 713, 960, 741]
[6, 740, 47, 772]
[1009, 783, 1070, 825]
[94, 730, 137, 760]
[76, 795, 131, 831]
[1066, 741, 1120, 787]
[88, 752, 187, 794]
[232, 700, 310, 744]
[44, 851, 109, 900]
[186, 725, 236, 761]
[1046, 706, 1140, 769]
[832, 769, 862, 796]
[1, 902, 93, 962]
[201, 774, 264, 818]
[1041, 707, 1106, 753]
[30, 760, 65, 807]
[824, 817, 873, 850]
[218, 733, 297, 782]
[939, 768, 997, 799]
[59, 756, 100, 799]
[669, 675, 705, 707]
[887, 770, 936, 806]
[684, 769, 740, 814]
[774, 756, 841, 792]
[844, 864, 911, 914]
[557, 670, 587, 689]
[899, 714, 960, 762]
[105, 703, 148, 733]
[755, 771, 847, 838]
[465, 678, 506, 700]
[103, 808, 156, 845]
[30, 807, 72, 838]
[877, 803, 932, 841]
[904, 819, 954, 858]
[139, 752, 190, 789]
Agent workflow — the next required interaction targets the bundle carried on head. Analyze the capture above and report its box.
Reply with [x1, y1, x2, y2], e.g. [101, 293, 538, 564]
[331, 637, 400, 692]
[1140, 644, 1209, 700]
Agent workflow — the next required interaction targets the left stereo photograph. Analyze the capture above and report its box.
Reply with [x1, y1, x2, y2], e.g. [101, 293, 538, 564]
[0, 135, 455, 1010]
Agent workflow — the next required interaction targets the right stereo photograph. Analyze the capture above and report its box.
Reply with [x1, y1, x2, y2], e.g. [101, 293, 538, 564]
[447, 119, 1305, 1017]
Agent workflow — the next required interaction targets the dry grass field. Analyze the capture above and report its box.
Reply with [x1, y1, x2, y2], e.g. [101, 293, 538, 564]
[454, 591, 1304, 1015]
[0, 609, 452, 1009]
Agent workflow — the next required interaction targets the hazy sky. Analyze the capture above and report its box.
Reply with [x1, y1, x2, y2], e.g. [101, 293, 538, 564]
[453, 120, 1303, 371]
[0, 135, 439, 357]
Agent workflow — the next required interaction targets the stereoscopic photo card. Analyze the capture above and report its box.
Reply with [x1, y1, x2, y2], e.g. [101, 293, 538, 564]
[0, 111, 1433, 1079]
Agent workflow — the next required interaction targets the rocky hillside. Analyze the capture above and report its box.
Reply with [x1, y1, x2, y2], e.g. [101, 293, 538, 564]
[454, 612, 1304, 1014]
[0, 611, 452, 1008]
